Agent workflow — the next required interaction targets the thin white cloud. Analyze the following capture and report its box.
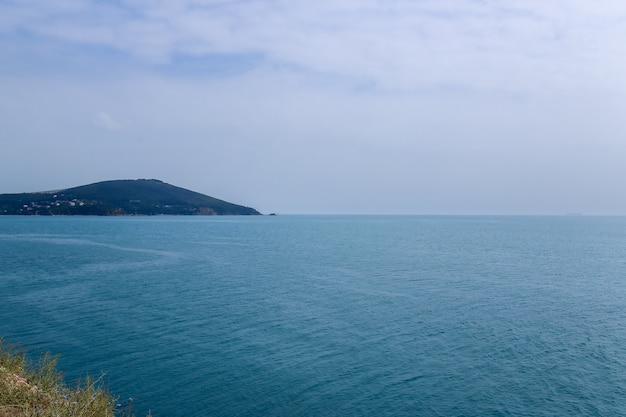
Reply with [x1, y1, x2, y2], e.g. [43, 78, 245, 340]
[2, 0, 625, 92]
[93, 111, 122, 130]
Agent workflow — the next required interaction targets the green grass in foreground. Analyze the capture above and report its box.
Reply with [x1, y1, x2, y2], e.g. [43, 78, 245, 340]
[0, 339, 150, 417]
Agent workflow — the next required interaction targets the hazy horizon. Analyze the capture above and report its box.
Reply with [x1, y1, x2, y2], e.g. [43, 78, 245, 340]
[2, 1, 625, 215]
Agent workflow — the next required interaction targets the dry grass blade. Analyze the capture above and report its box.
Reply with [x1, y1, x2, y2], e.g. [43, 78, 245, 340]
[0, 339, 151, 417]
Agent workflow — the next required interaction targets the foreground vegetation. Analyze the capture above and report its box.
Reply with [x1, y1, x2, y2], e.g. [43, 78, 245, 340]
[0, 339, 148, 417]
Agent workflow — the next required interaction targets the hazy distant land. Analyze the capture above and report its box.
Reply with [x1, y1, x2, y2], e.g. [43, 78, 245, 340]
[0, 179, 261, 216]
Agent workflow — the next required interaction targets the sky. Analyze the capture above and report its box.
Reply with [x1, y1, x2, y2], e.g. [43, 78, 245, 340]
[1, 0, 626, 214]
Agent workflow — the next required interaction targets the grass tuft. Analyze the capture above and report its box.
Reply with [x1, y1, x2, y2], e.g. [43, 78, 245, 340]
[0, 338, 150, 417]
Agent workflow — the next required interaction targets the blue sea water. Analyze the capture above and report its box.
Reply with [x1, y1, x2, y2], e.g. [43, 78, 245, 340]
[1, 215, 626, 416]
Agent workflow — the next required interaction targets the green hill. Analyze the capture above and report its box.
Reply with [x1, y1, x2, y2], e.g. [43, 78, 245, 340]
[0, 179, 261, 216]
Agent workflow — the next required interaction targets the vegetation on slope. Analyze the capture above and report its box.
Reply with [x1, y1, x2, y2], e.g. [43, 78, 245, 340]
[0, 179, 261, 216]
[0, 339, 148, 417]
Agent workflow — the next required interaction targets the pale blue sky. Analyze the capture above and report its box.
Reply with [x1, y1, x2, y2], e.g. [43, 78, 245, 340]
[1, 0, 625, 214]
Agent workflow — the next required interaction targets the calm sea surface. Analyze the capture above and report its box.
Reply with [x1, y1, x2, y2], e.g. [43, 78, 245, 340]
[1, 215, 626, 416]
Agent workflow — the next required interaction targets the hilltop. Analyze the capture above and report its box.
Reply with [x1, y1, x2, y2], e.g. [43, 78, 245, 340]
[0, 179, 261, 216]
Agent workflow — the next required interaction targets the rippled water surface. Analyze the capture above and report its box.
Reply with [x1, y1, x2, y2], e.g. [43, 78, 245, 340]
[2, 215, 626, 416]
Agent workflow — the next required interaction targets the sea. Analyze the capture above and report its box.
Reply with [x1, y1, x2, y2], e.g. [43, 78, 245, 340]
[1, 215, 626, 416]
